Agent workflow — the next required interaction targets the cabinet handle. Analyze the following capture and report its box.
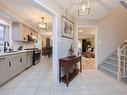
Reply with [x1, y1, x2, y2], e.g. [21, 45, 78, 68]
[20, 58, 22, 62]
[9, 62, 11, 67]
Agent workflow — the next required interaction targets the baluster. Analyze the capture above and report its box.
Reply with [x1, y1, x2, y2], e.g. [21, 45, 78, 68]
[117, 47, 121, 80]
[123, 49, 126, 77]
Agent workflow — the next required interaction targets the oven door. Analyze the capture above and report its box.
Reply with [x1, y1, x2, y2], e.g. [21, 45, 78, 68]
[34, 52, 40, 65]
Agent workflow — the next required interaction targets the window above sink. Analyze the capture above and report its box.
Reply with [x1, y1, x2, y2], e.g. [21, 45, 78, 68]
[0, 21, 9, 45]
[0, 25, 5, 45]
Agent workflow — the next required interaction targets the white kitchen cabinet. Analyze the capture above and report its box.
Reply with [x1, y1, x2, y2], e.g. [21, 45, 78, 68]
[27, 51, 33, 68]
[19, 52, 27, 71]
[0, 51, 33, 85]
[12, 22, 28, 42]
[12, 22, 38, 42]
[0, 59, 10, 85]
[9, 57, 21, 78]
[0, 54, 21, 85]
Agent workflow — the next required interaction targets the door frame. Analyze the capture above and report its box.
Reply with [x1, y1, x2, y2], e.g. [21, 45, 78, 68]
[76, 25, 98, 68]
[30, 0, 59, 82]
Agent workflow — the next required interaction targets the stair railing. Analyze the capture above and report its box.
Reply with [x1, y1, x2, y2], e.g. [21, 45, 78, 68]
[117, 41, 127, 80]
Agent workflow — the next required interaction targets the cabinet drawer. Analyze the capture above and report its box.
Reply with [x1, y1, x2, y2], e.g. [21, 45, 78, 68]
[19, 52, 27, 57]
[6, 54, 19, 59]
[0, 54, 19, 62]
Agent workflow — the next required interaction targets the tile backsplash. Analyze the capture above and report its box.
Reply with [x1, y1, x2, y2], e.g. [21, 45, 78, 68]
[0, 42, 35, 52]
[0, 45, 3, 52]
[12, 42, 35, 50]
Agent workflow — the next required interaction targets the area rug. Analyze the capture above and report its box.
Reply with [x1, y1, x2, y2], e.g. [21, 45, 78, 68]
[82, 57, 96, 70]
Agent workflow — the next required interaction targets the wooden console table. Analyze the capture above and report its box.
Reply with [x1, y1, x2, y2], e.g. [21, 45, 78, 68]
[59, 56, 82, 86]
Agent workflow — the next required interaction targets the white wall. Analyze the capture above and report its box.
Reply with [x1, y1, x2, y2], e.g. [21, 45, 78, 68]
[75, 19, 98, 26]
[97, 4, 127, 65]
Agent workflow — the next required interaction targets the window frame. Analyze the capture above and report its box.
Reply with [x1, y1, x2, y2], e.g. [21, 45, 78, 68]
[0, 24, 6, 45]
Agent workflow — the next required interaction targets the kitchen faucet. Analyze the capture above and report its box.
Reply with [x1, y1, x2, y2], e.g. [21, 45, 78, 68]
[4, 41, 9, 52]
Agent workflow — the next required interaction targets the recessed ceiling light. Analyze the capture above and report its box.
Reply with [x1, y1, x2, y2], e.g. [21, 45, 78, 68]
[79, 30, 82, 32]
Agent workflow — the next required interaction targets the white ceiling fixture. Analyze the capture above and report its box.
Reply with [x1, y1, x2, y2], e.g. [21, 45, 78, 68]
[55, 0, 121, 20]
[79, 30, 83, 32]
[38, 17, 48, 32]
[0, 0, 52, 32]
[71, 0, 90, 16]
[78, 0, 90, 16]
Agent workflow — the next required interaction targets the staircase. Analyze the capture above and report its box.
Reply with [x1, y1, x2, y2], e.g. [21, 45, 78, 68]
[97, 1, 127, 80]
[98, 51, 118, 79]
[98, 41, 127, 79]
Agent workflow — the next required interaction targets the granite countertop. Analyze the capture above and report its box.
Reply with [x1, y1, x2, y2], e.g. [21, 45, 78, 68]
[0, 50, 33, 56]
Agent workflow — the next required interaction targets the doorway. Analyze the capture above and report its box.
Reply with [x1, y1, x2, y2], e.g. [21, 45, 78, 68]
[78, 26, 97, 70]
[30, 0, 59, 82]
[41, 34, 53, 58]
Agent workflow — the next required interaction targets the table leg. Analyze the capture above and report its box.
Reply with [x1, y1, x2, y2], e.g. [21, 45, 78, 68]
[59, 62, 61, 83]
[66, 73, 69, 87]
[66, 64, 69, 87]
[80, 57, 82, 72]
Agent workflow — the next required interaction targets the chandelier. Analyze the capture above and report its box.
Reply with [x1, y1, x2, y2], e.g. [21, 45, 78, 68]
[71, 0, 90, 16]
[38, 17, 48, 32]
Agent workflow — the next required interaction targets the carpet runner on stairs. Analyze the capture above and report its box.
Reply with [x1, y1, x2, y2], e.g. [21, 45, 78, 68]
[98, 51, 118, 79]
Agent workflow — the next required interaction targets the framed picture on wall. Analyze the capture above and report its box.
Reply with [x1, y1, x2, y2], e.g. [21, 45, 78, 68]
[62, 16, 74, 39]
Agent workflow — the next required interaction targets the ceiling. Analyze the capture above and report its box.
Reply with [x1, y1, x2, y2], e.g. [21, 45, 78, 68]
[0, 0, 52, 32]
[55, 0, 122, 20]
[0, 0, 124, 31]
[78, 27, 96, 39]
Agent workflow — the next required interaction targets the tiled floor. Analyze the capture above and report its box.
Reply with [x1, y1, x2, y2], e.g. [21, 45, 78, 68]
[0, 56, 127, 95]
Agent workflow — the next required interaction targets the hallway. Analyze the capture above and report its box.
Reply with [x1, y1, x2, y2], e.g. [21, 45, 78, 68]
[0, 56, 127, 95]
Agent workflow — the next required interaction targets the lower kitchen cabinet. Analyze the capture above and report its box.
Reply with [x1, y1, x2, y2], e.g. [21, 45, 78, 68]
[27, 51, 33, 68]
[0, 60, 10, 85]
[9, 57, 21, 78]
[0, 51, 33, 86]
[19, 52, 27, 71]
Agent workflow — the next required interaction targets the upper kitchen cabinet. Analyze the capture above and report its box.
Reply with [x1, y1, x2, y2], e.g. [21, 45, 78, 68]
[12, 22, 38, 42]
[12, 22, 28, 42]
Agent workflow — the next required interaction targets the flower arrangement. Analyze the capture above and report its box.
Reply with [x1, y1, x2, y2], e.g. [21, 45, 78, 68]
[69, 42, 74, 56]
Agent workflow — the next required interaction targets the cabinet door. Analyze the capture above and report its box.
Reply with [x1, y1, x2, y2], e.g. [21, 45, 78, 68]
[12, 22, 20, 41]
[20, 24, 28, 42]
[23, 25, 28, 42]
[12, 22, 28, 42]
[0, 61, 9, 85]
[19, 53, 27, 71]
[27, 52, 33, 68]
[22, 56, 27, 70]
[19, 57, 24, 71]
[9, 57, 21, 78]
